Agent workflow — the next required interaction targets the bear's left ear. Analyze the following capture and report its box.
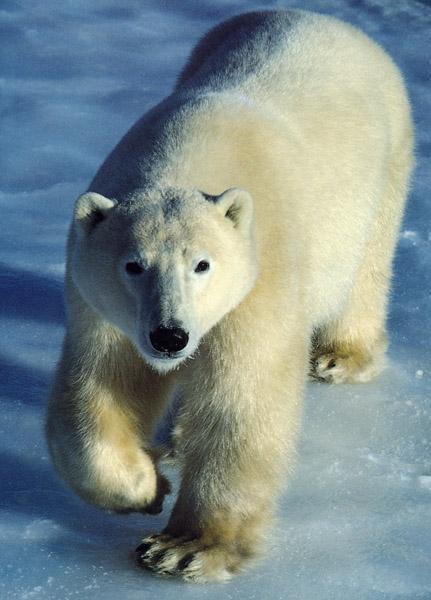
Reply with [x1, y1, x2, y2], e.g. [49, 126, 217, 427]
[212, 188, 254, 234]
[74, 192, 116, 235]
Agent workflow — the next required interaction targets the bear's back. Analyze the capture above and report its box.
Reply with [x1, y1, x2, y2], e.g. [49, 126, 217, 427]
[175, 11, 299, 93]
[175, 10, 401, 103]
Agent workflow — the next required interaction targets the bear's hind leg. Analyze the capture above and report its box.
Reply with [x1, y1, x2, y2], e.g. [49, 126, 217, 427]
[311, 143, 413, 384]
[311, 329, 388, 384]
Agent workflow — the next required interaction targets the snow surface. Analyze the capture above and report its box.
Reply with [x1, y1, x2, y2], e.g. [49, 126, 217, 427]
[1, 1, 430, 598]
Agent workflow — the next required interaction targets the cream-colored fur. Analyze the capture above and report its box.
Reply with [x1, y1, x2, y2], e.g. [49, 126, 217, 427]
[46, 10, 414, 582]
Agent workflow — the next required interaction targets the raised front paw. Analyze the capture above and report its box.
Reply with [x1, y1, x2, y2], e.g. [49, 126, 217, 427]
[113, 471, 171, 515]
[135, 532, 250, 582]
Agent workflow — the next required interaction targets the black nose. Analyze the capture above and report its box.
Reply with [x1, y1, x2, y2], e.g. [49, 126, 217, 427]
[149, 326, 189, 354]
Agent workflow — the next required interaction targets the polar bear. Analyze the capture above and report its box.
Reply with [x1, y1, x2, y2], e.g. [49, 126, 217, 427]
[46, 10, 413, 582]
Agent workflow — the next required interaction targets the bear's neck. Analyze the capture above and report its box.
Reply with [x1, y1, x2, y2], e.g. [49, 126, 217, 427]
[91, 90, 292, 205]
[157, 91, 288, 197]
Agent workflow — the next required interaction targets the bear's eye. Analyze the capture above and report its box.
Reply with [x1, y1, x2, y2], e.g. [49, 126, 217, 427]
[125, 261, 144, 275]
[195, 260, 210, 273]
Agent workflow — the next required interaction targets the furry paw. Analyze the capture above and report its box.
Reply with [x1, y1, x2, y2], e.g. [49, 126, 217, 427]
[135, 533, 249, 582]
[143, 472, 171, 514]
[311, 351, 384, 384]
[111, 471, 171, 515]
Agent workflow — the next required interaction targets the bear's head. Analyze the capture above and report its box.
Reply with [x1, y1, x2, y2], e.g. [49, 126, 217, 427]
[70, 187, 258, 372]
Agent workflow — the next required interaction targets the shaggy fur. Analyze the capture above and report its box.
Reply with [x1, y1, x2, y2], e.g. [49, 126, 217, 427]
[46, 10, 413, 582]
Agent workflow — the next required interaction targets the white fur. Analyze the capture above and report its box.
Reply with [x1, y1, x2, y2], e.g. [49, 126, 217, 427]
[46, 10, 414, 581]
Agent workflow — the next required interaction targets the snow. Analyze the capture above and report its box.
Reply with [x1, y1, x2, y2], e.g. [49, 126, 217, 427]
[1, 1, 430, 598]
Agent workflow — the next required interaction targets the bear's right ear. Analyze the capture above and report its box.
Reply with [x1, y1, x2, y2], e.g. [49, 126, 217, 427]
[73, 192, 116, 235]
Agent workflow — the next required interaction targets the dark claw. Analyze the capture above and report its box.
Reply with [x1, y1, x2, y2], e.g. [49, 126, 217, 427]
[158, 473, 172, 496]
[135, 541, 153, 556]
[141, 472, 171, 515]
[177, 552, 195, 571]
[151, 549, 169, 564]
[142, 500, 163, 515]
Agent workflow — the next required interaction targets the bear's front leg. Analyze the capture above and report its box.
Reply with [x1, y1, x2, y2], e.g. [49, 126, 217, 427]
[46, 329, 175, 514]
[136, 308, 308, 581]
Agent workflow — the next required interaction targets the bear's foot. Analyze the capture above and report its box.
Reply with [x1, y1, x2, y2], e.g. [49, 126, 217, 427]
[135, 532, 251, 582]
[310, 349, 385, 384]
[112, 472, 171, 515]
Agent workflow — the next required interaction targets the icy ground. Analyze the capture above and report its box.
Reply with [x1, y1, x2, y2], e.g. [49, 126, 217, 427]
[1, 1, 430, 598]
